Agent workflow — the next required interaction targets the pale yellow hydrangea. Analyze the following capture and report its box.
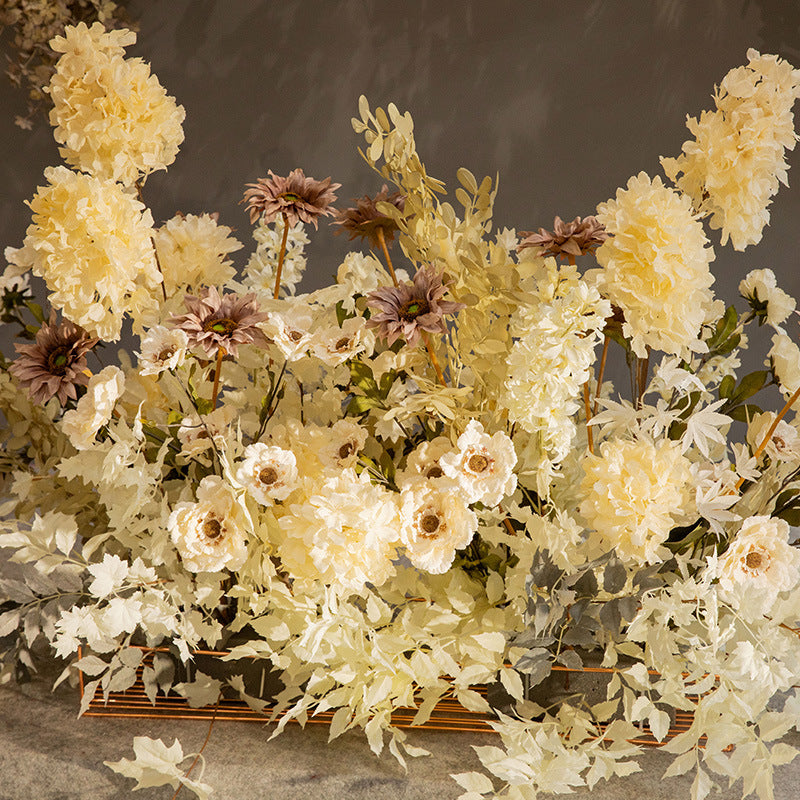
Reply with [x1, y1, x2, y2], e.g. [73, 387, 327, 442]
[276, 468, 400, 592]
[48, 22, 185, 186]
[579, 437, 694, 564]
[153, 213, 241, 297]
[8, 166, 160, 340]
[662, 50, 800, 251]
[592, 172, 715, 358]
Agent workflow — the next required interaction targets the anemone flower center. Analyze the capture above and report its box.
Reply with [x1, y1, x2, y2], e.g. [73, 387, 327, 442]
[202, 516, 223, 541]
[335, 337, 350, 351]
[47, 347, 71, 374]
[467, 453, 491, 474]
[426, 465, 444, 479]
[259, 467, 278, 486]
[205, 317, 238, 336]
[338, 442, 356, 460]
[745, 550, 764, 570]
[420, 513, 441, 537]
[399, 299, 429, 321]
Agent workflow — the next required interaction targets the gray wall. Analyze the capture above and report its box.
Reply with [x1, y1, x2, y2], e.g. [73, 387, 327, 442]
[2, 0, 799, 387]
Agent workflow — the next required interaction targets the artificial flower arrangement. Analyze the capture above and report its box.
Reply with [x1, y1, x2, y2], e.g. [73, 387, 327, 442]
[2, 21, 800, 800]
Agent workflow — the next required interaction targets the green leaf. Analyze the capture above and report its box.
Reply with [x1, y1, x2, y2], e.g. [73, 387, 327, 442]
[23, 300, 44, 323]
[729, 370, 768, 405]
[345, 395, 381, 416]
[349, 360, 379, 395]
[727, 404, 762, 423]
[718, 374, 735, 400]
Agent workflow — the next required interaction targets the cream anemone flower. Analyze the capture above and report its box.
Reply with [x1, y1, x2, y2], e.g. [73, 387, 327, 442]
[61, 366, 126, 451]
[399, 482, 478, 574]
[716, 516, 800, 618]
[235, 443, 298, 505]
[440, 420, 517, 507]
[168, 476, 248, 573]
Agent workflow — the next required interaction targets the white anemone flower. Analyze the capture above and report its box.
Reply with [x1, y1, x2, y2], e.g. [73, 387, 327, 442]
[168, 476, 247, 573]
[137, 325, 189, 376]
[61, 366, 125, 450]
[399, 482, 478, 574]
[317, 419, 368, 469]
[440, 420, 517, 507]
[235, 443, 298, 504]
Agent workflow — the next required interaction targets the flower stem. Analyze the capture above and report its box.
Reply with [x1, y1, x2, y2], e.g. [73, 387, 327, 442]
[423, 331, 447, 386]
[273, 212, 290, 300]
[736, 383, 800, 490]
[583, 381, 594, 454]
[170, 694, 221, 800]
[211, 346, 226, 409]
[592, 334, 610, 416]
[376, 226, 398, 287]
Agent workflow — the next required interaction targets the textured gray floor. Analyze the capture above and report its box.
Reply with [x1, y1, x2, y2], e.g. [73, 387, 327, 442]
[2, 672, 800, 800]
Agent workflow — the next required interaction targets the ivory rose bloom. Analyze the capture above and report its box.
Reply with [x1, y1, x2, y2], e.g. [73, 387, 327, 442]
[61, 366, 125, 450]
[168, 476, 247, 573]
[716, 516, 800, 618]
[580, 437, 694, 564]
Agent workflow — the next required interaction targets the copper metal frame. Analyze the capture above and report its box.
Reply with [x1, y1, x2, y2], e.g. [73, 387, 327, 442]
[78, 647, 697, 745]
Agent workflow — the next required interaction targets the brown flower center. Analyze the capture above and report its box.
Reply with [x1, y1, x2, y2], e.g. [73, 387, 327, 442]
[425, 465, 444, 479]
[47, 346, 71, 374]
[335, 337, 351, 351]
[157, 347, 174, 362]
[259, 467, 278, 486]
[288, 330, 304, 342]
[338, 442, 356, 460]
[745, 550, 764, 570]
[399, 299, 430, 321]
[420, 512, 441, 538]
[205, 317, 238, 336]
[280, 192, 302, 203]
[467, 453, 491, 474]
[202, 515, 223, 541]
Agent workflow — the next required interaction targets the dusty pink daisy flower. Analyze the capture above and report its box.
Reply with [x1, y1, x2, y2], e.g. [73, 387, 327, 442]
[169, 287, 268, 358]
[366, 267, 464, 347]
[331, 184, 405, 248]
[517, 215, 608, 259]
[242, 168, 341, 228]
[9, 314, 98, 405]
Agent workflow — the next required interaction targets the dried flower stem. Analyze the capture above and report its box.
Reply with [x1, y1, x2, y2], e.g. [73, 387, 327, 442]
[423, 332, 447, 386]
[273, 212, 291, 300]
[583, 381, 594, 454]
[376, 226, 398, 286]
[211, 346, 227, 409]
[635, 349, 651, 408]
[171, 694, 221, 800]
[736, 383, 800, 490]
[593, 335, 610, 416]
[135, 180, 168, 301]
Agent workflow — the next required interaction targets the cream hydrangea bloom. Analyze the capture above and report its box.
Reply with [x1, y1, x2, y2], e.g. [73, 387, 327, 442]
[716, 516, 800, 618]
[276, 468, 400, 592]
[591, 172, 715, 358]
[662, 50, 800, 251]
[399, 482, 478, 574]
[739, 268, 796, 330]
[235, 443, 298, 504]
[8, 166, 160, 340]
[243, 216, 309, 297]
[168, 476, 248, 573]
[579, 437, 694, 564]
[61, 366, 125, 450]
[153, 213, 241, 296]
[440, 419, 517, 507]
[48, 22, 185, 186]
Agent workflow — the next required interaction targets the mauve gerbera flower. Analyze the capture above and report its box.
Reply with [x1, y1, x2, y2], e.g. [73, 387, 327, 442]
[366, 267, 465, 347]
[169, 287, 268, 358]
[242, 168, 341, 228]
[517, 215, 608, 259]
[331, 184, 405, 247]
[9, 314, 98, 405]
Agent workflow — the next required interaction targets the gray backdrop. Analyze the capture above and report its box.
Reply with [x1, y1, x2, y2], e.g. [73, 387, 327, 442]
[2, 0, 799, 389]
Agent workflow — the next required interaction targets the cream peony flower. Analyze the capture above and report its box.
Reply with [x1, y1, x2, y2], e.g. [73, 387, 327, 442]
[716, 516, 800, 618]
[8, 166, 160, 341]
[137, 326, 189, 376]
[768, 332, 800, 397]
[662, 50, 800, 251]
[591, 172, 715, 358]
[399, 482, 478, 574]
[153, 213, 241, 297]
[276, 468, 400, 592]
[48, 22, 185, 186]
[235, 443, 298, 504]
[739, 268, 796, 330]
[579, 437, 694, 564]
[61, 366, 126, 450]
[746, 411, 800, 462]
[168, 476, 247, 573]
[440, 419, 517, 507]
